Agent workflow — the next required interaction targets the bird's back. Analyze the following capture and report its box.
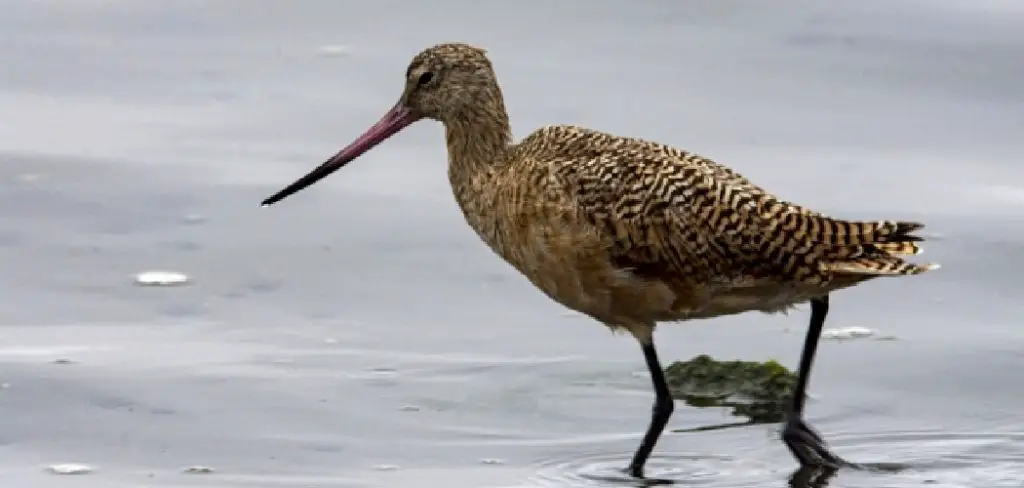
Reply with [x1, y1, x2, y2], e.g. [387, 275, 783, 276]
[509, 124, 936, 291]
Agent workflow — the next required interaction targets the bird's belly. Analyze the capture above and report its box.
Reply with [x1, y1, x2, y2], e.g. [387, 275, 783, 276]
[493, 239, 679, 325]
[500, 237, 819, 323]
[690, 283, 821, 319]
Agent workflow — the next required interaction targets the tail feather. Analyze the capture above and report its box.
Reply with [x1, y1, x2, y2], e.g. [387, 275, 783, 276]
[870, 241, 922, 256]
[776, 209, 926, 245]
[812, 219, 925, 245]
[818, 220, 939, 278]
[751, 198, 939, 280]
[823, 257, 940, 276]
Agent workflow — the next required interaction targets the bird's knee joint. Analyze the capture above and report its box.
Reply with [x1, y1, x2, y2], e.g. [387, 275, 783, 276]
[653, 396, 675, 416]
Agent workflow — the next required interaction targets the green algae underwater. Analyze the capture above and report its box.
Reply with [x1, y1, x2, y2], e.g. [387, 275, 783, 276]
[664, 355, 798, 426]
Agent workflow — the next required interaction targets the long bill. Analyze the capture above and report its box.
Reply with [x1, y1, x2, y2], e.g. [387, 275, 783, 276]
[260, 103, 421, 207]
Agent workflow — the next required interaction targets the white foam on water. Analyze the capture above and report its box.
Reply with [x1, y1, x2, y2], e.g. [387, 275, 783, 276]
[133, 271, 190, 286]
[47, 463, 93, 475]
[822, 326, 877, 341]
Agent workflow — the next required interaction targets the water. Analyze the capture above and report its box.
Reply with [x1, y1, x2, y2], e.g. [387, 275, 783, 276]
[1, 0, 1023, 486]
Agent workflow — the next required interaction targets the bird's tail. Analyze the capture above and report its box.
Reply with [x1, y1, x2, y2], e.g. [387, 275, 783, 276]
[816, 220, 940, 276]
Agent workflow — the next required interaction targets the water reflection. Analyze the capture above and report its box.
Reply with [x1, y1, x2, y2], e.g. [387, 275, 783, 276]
[788, 466, 838, 488]
[529, 448, 778, 487]
[524, 424, 1024, 487]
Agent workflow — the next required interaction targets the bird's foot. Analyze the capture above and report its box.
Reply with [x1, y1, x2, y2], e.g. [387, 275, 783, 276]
[788, 465, 840, 488]
[620, 466, 674, 486]
[782, 417, 850, 469]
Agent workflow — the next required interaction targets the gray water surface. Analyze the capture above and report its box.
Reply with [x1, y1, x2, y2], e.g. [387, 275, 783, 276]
[2, 1, 1023, 487]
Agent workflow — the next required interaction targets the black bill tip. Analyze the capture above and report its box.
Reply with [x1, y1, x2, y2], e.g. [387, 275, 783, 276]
[260, 195, 283, 207]
[258, 103, 419, 209]
[259, 169, 328, 207]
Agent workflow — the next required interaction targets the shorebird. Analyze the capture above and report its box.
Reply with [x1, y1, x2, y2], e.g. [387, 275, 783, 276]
[260, 43, 939, 480]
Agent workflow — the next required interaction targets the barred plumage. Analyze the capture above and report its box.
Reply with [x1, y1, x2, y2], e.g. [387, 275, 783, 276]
[260, 42, 940, 480]
[513, 125, 937, 293]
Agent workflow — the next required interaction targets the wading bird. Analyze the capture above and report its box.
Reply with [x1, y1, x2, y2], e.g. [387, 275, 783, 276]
[260, 43, 938, 480]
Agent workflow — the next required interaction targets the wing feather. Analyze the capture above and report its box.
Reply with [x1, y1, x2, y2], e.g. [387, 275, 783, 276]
[523, 125, 932, 287]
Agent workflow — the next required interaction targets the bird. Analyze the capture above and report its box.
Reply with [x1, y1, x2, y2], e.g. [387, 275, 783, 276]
[260, 42, 939, 481]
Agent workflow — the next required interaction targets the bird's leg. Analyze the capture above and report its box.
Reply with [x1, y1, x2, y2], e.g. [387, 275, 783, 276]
[626, 335, 676, 479]
[782, 294, 848, 468]
[788, 465, 840, 488]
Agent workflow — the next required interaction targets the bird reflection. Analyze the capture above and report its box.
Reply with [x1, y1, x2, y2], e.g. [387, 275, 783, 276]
[611, 465, 840, 487]
[789, 465, 840, 488]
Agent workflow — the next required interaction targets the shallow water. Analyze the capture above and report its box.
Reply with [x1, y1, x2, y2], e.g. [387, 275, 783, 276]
[1, 1, 1023, 487]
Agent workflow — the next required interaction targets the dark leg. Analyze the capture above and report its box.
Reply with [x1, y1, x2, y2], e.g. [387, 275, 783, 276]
[782, 294, 848, 468]
[788, 465, 839, 488]
[626, 339, 676, 479]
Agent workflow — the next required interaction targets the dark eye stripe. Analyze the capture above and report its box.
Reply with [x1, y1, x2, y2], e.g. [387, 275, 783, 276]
[418, 72, 433, 85]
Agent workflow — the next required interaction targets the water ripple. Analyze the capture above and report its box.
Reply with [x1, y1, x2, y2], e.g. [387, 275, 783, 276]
[827, 430, 1024, 486]
[519, 429, 1024, 487]
[528, 449, 782, 488]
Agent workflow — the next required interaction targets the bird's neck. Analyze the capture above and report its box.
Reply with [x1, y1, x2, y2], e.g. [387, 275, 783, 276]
[442, 95, 514, 247]
[443, 97, 513, 192]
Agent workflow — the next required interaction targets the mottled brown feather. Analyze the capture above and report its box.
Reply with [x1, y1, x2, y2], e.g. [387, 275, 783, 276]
[400, 43, 939, 340]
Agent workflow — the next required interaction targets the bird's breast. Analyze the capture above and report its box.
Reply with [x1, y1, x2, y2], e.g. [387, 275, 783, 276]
[452, 181, 667, 323]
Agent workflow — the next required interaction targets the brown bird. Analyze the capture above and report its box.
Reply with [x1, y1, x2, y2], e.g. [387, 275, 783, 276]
[261, 42, 939, 480]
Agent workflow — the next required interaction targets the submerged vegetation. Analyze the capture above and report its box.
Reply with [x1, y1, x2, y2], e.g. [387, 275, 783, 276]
[664, 354, 797, 424]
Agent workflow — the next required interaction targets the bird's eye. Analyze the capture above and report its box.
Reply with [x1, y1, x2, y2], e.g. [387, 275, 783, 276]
[417, 72, 433, 86]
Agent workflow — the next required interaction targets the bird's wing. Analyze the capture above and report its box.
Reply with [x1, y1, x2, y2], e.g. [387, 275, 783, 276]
[544, 147, 744, 284]
[531, 125, 932, 285]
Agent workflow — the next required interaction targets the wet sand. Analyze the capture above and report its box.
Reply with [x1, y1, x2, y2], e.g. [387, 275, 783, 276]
[1, 1, 1023, 487]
